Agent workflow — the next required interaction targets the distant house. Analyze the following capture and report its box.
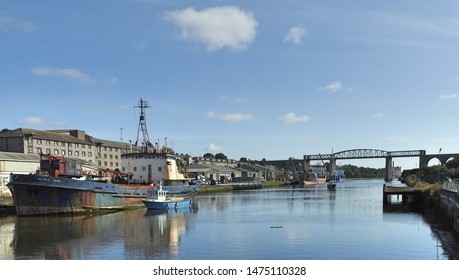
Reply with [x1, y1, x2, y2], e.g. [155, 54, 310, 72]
[186, 163, 240, 183]
[237, 164, 268, 181]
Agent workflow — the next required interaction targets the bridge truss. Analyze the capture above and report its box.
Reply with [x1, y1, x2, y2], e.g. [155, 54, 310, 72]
[305, 149, 424, 161]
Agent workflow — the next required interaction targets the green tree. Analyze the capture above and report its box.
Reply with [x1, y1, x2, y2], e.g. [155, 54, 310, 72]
[215, 153, 227, 160]
[203, 153, 214, 159]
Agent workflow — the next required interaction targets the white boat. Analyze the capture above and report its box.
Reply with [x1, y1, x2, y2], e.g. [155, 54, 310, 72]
[302, 171, 326, 186]
[142, 185, 195, 210]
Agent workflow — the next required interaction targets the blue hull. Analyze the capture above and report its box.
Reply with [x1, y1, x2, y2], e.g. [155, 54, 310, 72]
[7, 174, 153, 216]
[142, 198, 192, 210]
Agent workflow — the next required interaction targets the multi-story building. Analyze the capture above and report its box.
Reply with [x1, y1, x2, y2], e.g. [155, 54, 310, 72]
[0, 128, 138, 170]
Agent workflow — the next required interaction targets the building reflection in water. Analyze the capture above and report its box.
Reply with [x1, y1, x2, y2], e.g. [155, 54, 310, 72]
[0, 206, 196, 260]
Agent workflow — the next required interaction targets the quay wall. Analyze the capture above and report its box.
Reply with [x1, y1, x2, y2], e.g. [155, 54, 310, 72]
[435, 181, 459, 236]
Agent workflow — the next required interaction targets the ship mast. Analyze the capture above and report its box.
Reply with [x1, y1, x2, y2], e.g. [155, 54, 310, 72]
[134, 98, 152, 153]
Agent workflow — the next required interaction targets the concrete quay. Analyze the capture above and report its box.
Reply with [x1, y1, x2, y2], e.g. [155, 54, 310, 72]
[437, 183, 459, 236]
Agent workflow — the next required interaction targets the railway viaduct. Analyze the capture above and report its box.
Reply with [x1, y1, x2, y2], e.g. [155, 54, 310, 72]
[265, 149, 459, 182]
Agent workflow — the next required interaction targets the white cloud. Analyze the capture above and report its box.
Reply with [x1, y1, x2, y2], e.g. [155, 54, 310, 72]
[18, 117, 67, 127]
[320, 81, 343, 93]
[439, 94, 458, 100]
[284, 25, 307, 45]
[279, 112, 311, 124]
[31, 67, 93, 83]
[206, 143, 222, 152]
[207, 111, 255, 122]
[164, 6, 258, 52]
[0, 16, 37, 32]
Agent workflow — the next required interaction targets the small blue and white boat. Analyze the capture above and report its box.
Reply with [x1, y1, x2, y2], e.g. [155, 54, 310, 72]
[142, 185, 194, 210]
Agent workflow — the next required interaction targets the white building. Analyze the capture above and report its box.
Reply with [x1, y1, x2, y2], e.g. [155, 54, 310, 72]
[0, 152, 40, 198]
[120, 152, 189, 186]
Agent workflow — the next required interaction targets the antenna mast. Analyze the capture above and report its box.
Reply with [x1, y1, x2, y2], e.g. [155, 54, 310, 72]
[135, 98, 152, 152]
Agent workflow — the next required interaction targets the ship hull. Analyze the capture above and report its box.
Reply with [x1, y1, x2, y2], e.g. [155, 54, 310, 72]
[142, 198, 192, 210]
[7, 174, 152, 216]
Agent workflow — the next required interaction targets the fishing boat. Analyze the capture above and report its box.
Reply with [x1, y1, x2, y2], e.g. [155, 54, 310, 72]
[142, 184, 194, 210]
[326, 151, 338, 190]
[327, 181, 337, 190]
[7, 153, 156, 216]
[302, 171, 327, 186]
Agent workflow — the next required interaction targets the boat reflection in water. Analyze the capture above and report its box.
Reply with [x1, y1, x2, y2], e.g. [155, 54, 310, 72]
[1, 207, 196, 260]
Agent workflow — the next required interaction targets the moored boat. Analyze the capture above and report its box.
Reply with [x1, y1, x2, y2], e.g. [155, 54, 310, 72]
[142, 185, 195, 210]
[302, 171, 326, 186]
[327, 181, 337, 190]
[7, 154, 156, 216]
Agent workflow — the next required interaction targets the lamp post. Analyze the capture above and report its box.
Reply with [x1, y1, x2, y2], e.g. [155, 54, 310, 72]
[437, 148, 442, 182]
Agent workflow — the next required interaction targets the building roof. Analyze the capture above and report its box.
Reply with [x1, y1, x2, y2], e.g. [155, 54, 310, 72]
[0, 151, 40, 162]
[187, 163, 238, 173]
[0, 128, 91, 144]
[239, 164, 271, 173]
[0, 128, 127, 148]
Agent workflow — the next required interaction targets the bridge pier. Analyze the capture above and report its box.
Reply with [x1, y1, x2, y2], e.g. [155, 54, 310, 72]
[385, 157, 393, 182]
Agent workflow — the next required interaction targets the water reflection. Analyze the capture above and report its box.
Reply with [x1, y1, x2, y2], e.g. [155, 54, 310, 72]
[0, 207, 196, 260]
[0, 180, 458, 260]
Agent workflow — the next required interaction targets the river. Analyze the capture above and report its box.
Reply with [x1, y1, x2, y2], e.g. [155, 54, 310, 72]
[0, 179, 458, 260]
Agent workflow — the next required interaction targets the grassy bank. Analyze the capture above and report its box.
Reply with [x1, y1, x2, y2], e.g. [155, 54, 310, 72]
[403, 174, 442, 199]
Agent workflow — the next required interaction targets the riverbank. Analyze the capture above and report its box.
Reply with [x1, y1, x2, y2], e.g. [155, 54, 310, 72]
[196, 180, 288, 195]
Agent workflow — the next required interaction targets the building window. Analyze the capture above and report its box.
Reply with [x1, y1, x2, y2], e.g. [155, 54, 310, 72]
[36, 148, 42, 154]
[61, 142, 65, 146]
[46, 141, 51, 145]
[142, 167, 146, 171]
[133, 167, 137, 172]
[75, 151, 79, 156]
[88, 152, 92, 157]
[82, 151, 86, 157]
[81, 144, 85, 149]
[54, 149, 59, 155]
[46, 148, 51, 154]
[54, 141, 59, 146]
[28, 148, 33, 153]
[61, 150, 66, 156]
[69, 143, 73, 147]
[37, 139, 42, 145]
[158, 167, 162, 172]
[68, 151, 72, 156]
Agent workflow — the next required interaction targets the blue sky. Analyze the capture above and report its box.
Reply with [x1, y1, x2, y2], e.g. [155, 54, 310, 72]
[1, 0, 459, 170]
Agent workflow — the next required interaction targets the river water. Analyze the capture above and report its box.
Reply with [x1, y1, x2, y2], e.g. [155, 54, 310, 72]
[0, 179, 458, 260]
